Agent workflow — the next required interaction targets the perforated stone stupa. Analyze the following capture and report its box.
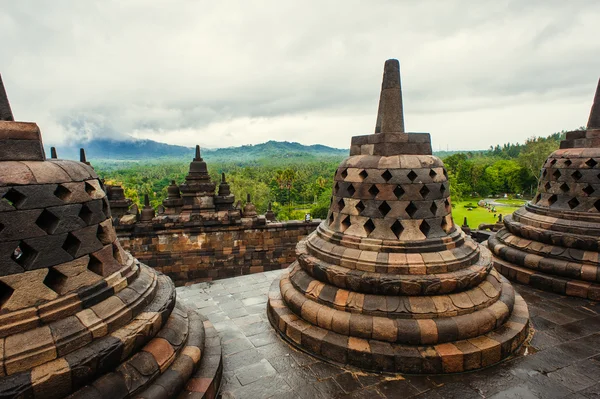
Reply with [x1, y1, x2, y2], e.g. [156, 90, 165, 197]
[0, 75, 222, 398]
[489, 79, 600, 300]
[267, 60, 530, 373]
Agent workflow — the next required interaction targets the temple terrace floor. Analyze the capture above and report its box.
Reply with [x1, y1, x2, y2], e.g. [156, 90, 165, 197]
[176, 269, 600, 399]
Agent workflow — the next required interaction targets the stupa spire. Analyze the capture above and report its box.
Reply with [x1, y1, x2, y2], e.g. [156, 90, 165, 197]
[194, 145, 202, 161]
[51, 147, 58, 159]
[0, 73, 14, 121]
[588, 78, 600, 130]
[374, 59, 405, 134]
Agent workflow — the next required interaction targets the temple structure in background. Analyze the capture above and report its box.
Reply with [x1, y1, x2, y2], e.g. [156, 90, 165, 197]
[0, 75, 222, 398]
[489, 79, 600, 300]
[105, 149, 319, 286]
[267, 60, 530, 373]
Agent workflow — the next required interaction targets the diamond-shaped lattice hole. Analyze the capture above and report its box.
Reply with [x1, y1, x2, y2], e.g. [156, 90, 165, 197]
[43, 267, 68, 294]
[439, 183, 446, 194]
[87, 254, 104, 276]
[559, 183, 569, 192]
[429, 169, 437, 178]
[542, 169, 547, 178]
[444, 198, 451, 210]
[391, 220, 404, 239]
[419, 220, 431, 237]
[544, 182, 552, 191]
[583, 184, 595, 196]
[564, 159, 572, 167]
[341, 168, 348, 179]
[407, 170, 418, 182]
[11, 242, 37, 268]
[347, 184, 356, 197]
[2, 188, 26, 208]
[534, 194, 541, 203]
[394, 185, 405, 199]
[441, 217, 449, 232]
[443, 168, 448, 178]
[553, 170, 561, 179]
[328, 213, 334, 225]
[368, 185, 379, 198]
[548, 194, 558, 206]
[586, 158, 598, 168]
[54, 185, 72, 201]
[355, 201, 365, 214]
[419, 185, 430, 198]
[382, 170, 393, 182]
[378, 201, 391, 217]
[35, 209, 60, 235]
[341, 215, 351, 231]
[572, 170, 582, 180]
[430, 202, 438, 216]
[0, 222, 3, 234]
[359, 170, 368, 181]
[363, 219, 375, 236]
[84, 182, 96, 196]
[337, 198, 345, 212]
[0, 280, 14, 310]
[405, 202, 418, 218]
[595, 199, 600, 212]
[334, 182, 340, 194]
[567, 197, 580, 209]
[79, 203, 94, 224]
[62, 233, 81, 258]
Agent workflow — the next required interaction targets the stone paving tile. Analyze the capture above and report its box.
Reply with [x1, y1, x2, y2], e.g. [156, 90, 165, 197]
[177, 270, 600, 399]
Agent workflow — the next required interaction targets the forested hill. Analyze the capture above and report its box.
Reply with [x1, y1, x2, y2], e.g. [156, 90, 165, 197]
[46, 139, 348, 162]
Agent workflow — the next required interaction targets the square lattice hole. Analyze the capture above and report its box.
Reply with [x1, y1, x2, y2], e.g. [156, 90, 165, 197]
[85, 182, 97, 196]
[79, 203, 94, 224]
[548, 194, 558, 206]
[559, 183, 569, 192]
[544, 182, 552, 191]
[572, 170, 582, 180]
[62, 233, 82, 258]
[429, 169, 437, 178]
[355, 201, 365, 214]
[341, 169, 348, 179]
[54, 185, 72, 201]
[359, 170, 368, 181]
[391, 220, 403, 239]
[43, 268, 68, 294]
[368, 185, 380, 198]
[11, 242, 37, 268]
[595, 199, 600, 212]
[0, 280, 14, 310]
[378, 201, 391, 217]
[553, 170, 561, 179]
[564, 159, 572, 167]
[586, 159, 598, 168]
[363, 219, 375, 236]
[2, 188, 26, 208]
[583, 185, 595, 196]
[382, 170, 393, 182]
[35, 209, 60, 235]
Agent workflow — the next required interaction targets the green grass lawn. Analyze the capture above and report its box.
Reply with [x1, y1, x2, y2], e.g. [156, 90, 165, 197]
[451, 198, 526, 229]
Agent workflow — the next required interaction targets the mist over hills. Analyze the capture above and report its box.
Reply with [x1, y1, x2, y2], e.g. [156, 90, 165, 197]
[46, 137, 471, 163]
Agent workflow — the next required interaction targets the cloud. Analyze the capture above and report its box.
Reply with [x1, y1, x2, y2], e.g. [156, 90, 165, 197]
[1, 0, 599, 150]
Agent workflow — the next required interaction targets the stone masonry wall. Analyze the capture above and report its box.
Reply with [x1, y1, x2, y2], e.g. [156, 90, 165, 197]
[116, 220, 320, 286]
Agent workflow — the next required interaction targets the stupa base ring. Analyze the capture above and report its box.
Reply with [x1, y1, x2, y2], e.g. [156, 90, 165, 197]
[267, 273, 530, 374]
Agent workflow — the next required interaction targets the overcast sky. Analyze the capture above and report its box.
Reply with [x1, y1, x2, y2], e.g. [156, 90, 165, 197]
[1, 0, 599, 150]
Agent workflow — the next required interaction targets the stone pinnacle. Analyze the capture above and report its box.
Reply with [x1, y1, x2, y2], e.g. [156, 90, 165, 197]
[374, 59, 405, 134]
[144, 193, 150, 207]
[222, 172, 226, 183]
[51, 147, 58, 159]
[194, 145, 202, 161]
[247, 193, 251, 202]
[588, 78, 600, 130]
[0, 73, 14, 121]
[80, 148, 87, 163]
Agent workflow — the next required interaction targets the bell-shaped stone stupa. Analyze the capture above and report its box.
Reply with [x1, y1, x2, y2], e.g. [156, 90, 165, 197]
[489, 79, 600, 300]
[0, 75, 222, 398]
[267, 60, 530, 373]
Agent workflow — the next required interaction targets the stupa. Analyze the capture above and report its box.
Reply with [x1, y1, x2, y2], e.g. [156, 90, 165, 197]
[0, 74, 222, 398]
[267, 60, 530, 373]
[489, 79, 600, 300]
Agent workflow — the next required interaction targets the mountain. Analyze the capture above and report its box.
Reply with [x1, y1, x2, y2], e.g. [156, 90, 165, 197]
[46, 138, 349, 162]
